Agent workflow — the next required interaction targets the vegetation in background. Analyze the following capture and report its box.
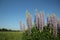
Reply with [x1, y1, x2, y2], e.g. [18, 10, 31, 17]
[0, 28, 20, 32]
[0, 28, 22, 40]
[0, 32, 22, 40]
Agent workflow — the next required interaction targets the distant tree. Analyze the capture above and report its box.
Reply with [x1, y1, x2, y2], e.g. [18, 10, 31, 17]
[2, 28, 8, 31]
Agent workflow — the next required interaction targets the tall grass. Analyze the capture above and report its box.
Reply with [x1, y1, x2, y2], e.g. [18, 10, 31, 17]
[0, 31, 23, 40]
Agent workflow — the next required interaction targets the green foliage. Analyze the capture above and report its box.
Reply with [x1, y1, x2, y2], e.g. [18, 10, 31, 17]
[22, 25, 60, 40]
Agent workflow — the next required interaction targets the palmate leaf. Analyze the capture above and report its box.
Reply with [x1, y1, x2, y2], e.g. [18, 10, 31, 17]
[22, 25, 60, 40]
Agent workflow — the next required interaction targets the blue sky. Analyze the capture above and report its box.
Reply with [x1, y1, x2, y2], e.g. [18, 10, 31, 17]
[0, 0, 60, 30]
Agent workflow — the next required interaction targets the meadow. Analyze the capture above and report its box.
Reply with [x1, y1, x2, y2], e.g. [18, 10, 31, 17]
[0, 31, 23, 40]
